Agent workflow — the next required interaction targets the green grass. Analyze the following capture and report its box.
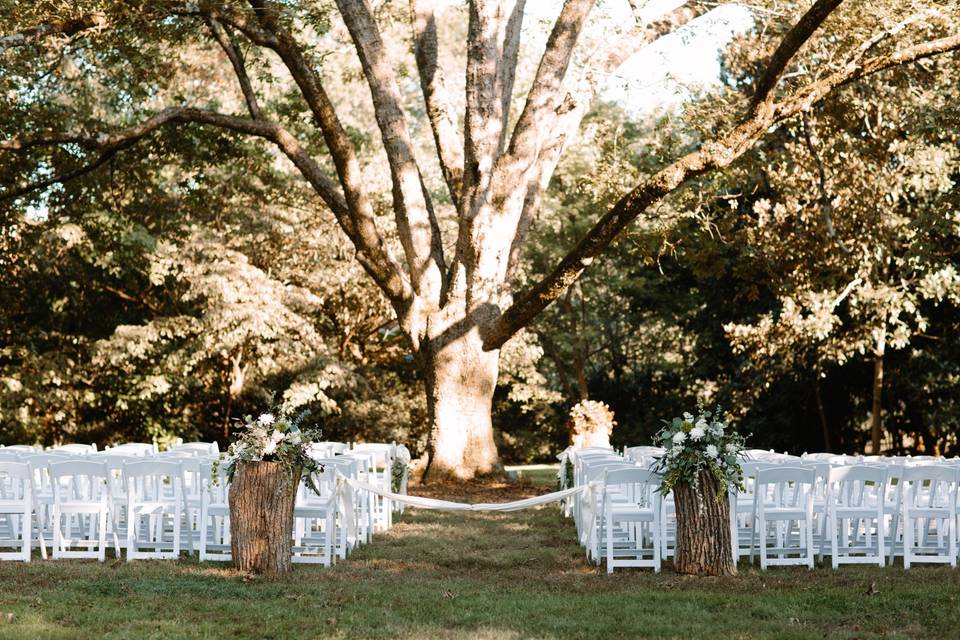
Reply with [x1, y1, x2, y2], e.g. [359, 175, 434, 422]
[0, 480, 958, 640]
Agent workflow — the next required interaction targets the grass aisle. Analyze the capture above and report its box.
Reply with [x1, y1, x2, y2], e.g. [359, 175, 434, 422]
[0, 477, 958, 639]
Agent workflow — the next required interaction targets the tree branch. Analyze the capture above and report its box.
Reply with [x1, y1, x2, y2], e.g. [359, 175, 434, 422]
[204, 17, 263, 120]
[410, 0, 465, 209]
[505, 1, 706, 279]
[749, 0, 845, 109]
[0, 14, 104, 50]
[462, 0, 525, 207]
[335, 0, 446, 306]
[504, 0, 595, 168]
[1, 106, 411, 309]
[483, 31, 960, 350]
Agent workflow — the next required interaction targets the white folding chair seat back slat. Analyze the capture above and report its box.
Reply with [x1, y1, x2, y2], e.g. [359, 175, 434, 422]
[49, 460, 111, 561]
[123, 460, 183, 560]
[823, 465, 887, 568]
[0, 462, 40, 561]
[899, 465, 957, 568]
[600, 467, 662, 573]
[752, 466, 816, 569]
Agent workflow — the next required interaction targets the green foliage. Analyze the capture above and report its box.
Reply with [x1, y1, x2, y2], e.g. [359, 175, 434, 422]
[652, 407, 746, 499]
[215, 408, 324, 494]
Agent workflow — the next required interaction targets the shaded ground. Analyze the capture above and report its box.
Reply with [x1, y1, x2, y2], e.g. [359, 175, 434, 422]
[0, 476, 958, 639]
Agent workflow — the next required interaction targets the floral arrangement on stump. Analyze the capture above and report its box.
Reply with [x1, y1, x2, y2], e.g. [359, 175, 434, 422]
[568, 400, 617, 449]
[652, 407, 746, 576]
[219, 410, 323, 576]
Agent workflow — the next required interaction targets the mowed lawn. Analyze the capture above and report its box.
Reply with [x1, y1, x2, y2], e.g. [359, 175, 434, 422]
[0, 476, 958, 640]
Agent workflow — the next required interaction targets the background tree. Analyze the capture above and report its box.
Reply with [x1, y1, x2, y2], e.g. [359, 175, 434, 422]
[2, 0, 958, 477]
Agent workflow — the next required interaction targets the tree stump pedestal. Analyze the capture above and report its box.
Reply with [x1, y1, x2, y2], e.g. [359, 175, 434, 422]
[673, 471, 736, 576]
[229, 461, 299, 576]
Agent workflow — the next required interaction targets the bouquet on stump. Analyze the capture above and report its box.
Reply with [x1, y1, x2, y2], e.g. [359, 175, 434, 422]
[218, 410, 323, 575]
[652, 407, 746, 576]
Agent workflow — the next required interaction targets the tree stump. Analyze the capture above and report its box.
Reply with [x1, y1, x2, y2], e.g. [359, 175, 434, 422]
[673, 471, 736, 576]
[229, 461, 299, 576]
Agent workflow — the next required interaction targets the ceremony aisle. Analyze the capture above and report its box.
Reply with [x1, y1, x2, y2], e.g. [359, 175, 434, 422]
[0, 474, 958, 640]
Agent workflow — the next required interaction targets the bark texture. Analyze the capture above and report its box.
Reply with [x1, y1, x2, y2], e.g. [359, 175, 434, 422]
[229, 461, 299, 575]
[673, 472, 736, 577]
[424, 329, 500, 479]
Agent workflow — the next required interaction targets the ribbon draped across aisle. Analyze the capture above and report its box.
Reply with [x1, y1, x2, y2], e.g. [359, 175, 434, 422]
[333, 473, 602, 548]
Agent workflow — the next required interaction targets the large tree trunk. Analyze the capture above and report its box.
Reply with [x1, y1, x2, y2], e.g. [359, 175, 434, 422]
[673, 472, 736, 576]
[229, 461, 299, 575]
[423, 328, 501, 480]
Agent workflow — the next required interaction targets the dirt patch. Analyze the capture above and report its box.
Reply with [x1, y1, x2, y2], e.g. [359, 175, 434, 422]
[409, 477, 553, 502]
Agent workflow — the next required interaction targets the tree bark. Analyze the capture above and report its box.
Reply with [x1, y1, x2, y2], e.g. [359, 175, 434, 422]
[229, 461, 299, 575]
[673, 471, 736, 576]
[423, 329, 501, 480]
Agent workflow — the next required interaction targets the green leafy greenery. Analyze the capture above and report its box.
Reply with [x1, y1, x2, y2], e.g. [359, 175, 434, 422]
[214, 409, 324, 493]
[652, 408, 746, 498]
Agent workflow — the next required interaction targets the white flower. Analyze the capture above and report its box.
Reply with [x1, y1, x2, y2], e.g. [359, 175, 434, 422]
[257, 413, 275, 426]
[671, 444, 683, 456]
[270, 429, 284, 443]
[672, 432, 687, 445]
[682, 412, 694, 421]
[705, 444, 719, 458]
[725, 443, 738, 454]
[286, 431, 302, 444]
[689, 426, 705, 441]
[262, 438, 278, 456]
[695, 419, 708, 430]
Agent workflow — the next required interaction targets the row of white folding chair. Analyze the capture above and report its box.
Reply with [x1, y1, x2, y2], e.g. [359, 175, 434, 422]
[599, 467, 662, 573]
[0, 453, 213, 561]
[741, 461, 959, 568]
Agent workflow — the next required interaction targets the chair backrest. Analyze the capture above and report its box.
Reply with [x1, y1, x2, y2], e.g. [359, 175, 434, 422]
[900, 465, 958, 509]
[107, 442, 157, 456]
[2, 445, 41, 453]
[756, 466, 816, 508]
[825, 464, 887, 509]
[123, 460, 183, 506]
[0, 461, 32, 503]
[49, 443, 97, 455]
[315, 441, 349, 455]
[602, 467, 661, 509]
[49, 460, 110, 503]
[351, 443, 393, 471]
[169, 442, 219, 456]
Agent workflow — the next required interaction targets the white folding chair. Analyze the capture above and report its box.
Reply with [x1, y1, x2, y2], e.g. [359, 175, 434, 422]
[899, 465, 957, 568]
[50, 460, 111, 561]
[822, 465, 887, 568]
[0, 461, 43, 561]
[600, 467, 662, 573]
[292, 468, 338, 566]
[751, 466, 815, 569]
[198, 464, 231, 562]
[123, 460, 183, 560]
[351, 443, 395, 531]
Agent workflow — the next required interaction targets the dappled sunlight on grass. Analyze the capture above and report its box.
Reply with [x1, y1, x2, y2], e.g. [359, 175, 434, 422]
[0, 478, 959, 638]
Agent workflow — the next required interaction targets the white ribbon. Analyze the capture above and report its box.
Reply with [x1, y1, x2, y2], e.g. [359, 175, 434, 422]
[337, 471, 600, 514]
[334, 474, 358, 546]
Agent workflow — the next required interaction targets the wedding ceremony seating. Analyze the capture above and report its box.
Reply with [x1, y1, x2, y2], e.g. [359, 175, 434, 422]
[2, 439, 959, 574]
[0, 440, 410, 564]
[559, 445, 960, 573]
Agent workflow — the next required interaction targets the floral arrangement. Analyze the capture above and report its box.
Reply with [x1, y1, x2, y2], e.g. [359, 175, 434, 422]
[652, 407, 746, 499]
[568, 399, 617, 448]
[214, 409, 324, 493]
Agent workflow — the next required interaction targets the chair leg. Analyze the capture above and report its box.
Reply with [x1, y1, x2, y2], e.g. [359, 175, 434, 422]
[605, 511, 613, 574]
